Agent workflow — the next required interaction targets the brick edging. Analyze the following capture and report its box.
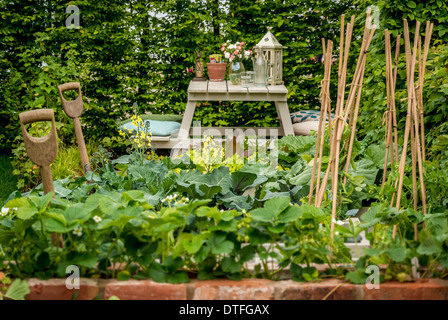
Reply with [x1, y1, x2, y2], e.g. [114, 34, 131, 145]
[24, 278, 448, 300]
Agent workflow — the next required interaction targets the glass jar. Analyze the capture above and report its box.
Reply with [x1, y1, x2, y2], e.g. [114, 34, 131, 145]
[228, 58, 245, 85]
[254, 46, 267, 87]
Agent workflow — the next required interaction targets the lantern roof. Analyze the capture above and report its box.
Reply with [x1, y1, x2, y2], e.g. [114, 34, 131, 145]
[256, 27, 286, 49]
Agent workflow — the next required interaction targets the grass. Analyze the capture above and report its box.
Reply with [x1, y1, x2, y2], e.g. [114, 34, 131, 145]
[51, 145, 85, 180]
[0, 154, 18, 206]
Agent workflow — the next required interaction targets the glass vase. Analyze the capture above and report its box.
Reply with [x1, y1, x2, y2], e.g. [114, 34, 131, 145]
[228, 58, 245, 85]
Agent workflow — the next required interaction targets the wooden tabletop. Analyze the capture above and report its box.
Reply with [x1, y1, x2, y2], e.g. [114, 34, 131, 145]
[188, 80, 288, 95]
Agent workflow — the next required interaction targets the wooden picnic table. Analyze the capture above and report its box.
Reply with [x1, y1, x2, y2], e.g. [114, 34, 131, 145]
[151, 80, 295, 149]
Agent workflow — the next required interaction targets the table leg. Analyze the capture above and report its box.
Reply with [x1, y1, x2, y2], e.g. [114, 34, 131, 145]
[177, 100, 197, 146]
[275, 101, 295, 136]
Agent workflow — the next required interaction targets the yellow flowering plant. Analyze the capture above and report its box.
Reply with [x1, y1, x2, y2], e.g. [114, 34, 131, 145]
[118, 115, 153, 165]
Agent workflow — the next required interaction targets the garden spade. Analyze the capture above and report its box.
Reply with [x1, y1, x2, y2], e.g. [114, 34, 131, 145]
[19, 109, 63, 246]
[57, 82, 91, 173]
[19, 109, 58, 195]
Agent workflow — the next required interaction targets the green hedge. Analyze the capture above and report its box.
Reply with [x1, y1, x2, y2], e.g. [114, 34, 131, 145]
[0, 0, 357, 152]
[1, 0, 447, 158]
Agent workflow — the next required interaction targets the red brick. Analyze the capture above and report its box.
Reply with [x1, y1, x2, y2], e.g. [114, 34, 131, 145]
[104, 280, 187, 300]
[26, 278, 100, 300]
[275, 279, 359, 300]
[192, 279, 275, 300]
[363, 279, 448, 300]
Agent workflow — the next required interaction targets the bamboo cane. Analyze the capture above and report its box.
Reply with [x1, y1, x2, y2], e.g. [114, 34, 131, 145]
[316, 42, 334, 206]
[393, 20, 421, 239]
[391, 35, 401, 164]
[330, 20, 355, 242]
[341, 26, 376, 186]
[410, 106, 419, 211]
[309, 40, 333, 205]
[419, 22, 434, 162]
[316, 20, 352, 208]
[314, 41, 333, 207]
[388, 34, 402, 205]
[382, 30, 393, 187]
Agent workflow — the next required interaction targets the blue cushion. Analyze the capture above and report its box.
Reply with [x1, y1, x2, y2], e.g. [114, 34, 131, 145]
[290, 110, 334, 124]
[119, 120, 181, 136]
[290, 110, 348, 124]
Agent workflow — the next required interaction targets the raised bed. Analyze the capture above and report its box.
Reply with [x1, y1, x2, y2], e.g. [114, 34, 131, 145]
[25, 278, 448, 300]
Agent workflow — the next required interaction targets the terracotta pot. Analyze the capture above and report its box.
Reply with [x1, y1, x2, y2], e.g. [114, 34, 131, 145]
[207, 63, 227, 82]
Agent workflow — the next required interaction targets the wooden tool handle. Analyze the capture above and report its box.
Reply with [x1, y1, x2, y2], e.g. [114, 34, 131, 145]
[19, 109, 55, 125]
[19, 109, 58, 167]
[58, 82, 81, 95]
[57, 82, 83, 119]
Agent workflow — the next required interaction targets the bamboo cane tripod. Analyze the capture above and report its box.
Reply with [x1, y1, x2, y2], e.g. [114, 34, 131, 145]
[307, 13, 375, 243]
[392, 20, 433, 240]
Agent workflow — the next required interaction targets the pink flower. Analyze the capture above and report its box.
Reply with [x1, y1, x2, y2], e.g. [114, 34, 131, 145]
[221, 47, 225, 51]
[234, 50, 239, 55]
[237, 46, 242, 50]
[240, 42, 245, 45]
[230, 54, 234, 60]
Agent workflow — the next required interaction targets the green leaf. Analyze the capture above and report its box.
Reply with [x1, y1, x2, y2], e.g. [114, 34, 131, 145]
[407, 1, 416, 8]
[386, 245, 407, 262]
[167, 271, 189, 284]
[30, 192, 54, 211]
[267, 224, 286, 233]
[288, 166, 313, 186]
[4, 279, 30, 300]
[209, 219, 238, 232]
[250, 207, 276, 222]
[231, 171, 258, 193]
[345, 270, 368, 284]
[363, 248, 384, 256]
[121, 190, 146, 203]
[239, 245, 256, 262]
[117, 270, 131, 281]
[6, 197, 38, 220]
[64, 203, 90, 224]
[70, 252, 99, 268]
[425, 213, 447, 236]
[221, 257, 243, 273]
[194, 245, 210, 263]
[211, 240, 234, 255]
[417, 235, 443, 255]
[278, 205, 302, 223]
[350, 158, 378, 185]
[149, 268, 167, 283]
[184, 234, 208, 255]
[44, 218, 69, 233]
[250, 196, 290, 222]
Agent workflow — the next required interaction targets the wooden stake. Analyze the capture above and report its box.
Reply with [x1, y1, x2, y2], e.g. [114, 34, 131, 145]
[391, 35, 401, 164]
[382, 30, 393, 186]
[393, 20, 421, 239]
[330, 19, 355, 242]
[418, 22, 434, 162]
[342, 26, 376, 186]
[310, 40, 334, 206]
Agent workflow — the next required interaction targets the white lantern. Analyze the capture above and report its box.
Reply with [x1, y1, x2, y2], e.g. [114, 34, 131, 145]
[254, 26, 286, 85]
